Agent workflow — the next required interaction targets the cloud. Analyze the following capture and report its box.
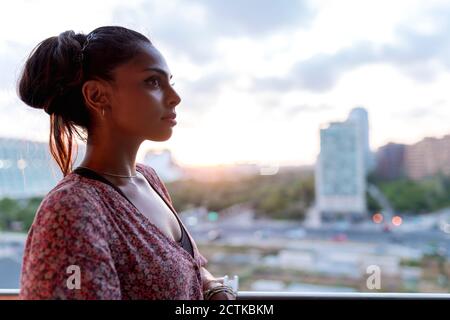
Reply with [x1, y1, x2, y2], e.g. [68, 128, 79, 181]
[112, 0, 316, 117]
[286, 103, 334, 115]
[0, 41, 31, 90]
[254, 41, 378, 92]
[177, 71, 234, 113]
[395, 99, 449, 119]
[112, 0, 216, 63]
[252, 4, 450, 93]
[112, 0, 316, 63]
[193, 0, 315, 36]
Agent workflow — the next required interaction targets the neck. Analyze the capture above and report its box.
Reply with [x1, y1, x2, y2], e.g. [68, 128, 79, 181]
[79, 132, 143, 178]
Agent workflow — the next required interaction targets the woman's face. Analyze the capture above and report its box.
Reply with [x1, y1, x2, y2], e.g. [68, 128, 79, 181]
[107, 42, 181, 142]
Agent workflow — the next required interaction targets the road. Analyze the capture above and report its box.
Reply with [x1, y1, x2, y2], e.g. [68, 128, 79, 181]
[189, 219, 450, 257]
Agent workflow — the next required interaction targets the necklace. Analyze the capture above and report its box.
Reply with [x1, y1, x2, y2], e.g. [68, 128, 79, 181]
[76, 165, 138, 178]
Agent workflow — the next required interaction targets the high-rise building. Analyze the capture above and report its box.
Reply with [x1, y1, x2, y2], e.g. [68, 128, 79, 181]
[315, 120, 367, 221]
[375, 143, 406, 180]
[346, 107, 374, 174]
[404, 134, 450, 180]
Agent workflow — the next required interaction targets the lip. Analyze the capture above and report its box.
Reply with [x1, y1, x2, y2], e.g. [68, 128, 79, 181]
[162, 113, 177, 120]
[162, 113, 177, 126]
[162, 118, 177, 126]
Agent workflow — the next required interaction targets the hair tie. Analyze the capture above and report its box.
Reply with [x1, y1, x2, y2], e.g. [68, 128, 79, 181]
[77, 32, 96, 65]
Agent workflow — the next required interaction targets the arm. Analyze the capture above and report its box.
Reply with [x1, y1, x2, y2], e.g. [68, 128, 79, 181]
[200, 267, 236, 300]
[20, 188, 121, 300]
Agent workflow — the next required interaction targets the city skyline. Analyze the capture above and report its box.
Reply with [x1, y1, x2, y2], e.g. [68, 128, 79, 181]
[1, 0, 450, 166]
[0, 126, 449, 169]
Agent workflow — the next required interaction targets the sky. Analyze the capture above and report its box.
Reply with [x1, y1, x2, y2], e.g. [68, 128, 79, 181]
[1, 0, 450, 167]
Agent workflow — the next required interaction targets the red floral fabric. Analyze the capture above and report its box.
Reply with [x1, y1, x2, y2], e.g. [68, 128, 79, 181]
[20, 163, 207, 300]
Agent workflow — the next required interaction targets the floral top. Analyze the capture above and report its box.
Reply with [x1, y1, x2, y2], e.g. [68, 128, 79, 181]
[20, 163, 208, 300]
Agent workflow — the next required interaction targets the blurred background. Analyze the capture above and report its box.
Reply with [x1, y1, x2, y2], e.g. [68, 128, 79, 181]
[0, 0, 449, 293]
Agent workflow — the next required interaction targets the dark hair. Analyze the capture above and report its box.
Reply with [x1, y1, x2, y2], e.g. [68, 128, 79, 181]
[17, 26, 151, 176]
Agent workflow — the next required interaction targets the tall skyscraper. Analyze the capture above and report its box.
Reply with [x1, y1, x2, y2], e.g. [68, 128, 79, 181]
[346, 107, 374, 174]
[314, 109, 369, 221]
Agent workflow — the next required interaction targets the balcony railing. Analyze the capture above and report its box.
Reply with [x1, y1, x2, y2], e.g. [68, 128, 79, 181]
[2, 289, 450, 300]
[0, 289, 19, 300]
[237, 291, 450, 299]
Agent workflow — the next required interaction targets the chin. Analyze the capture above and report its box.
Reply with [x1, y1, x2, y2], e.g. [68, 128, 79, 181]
[148, 130, 173, 142]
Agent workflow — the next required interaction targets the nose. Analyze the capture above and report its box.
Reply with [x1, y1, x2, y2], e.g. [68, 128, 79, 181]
[166, 85, 181, 108]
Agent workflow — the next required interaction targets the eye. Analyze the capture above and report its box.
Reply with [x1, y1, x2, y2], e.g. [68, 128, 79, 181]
[145, 77, 161, 88]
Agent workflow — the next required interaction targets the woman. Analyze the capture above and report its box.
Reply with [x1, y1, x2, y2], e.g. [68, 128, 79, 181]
[17, 26, 235, 300]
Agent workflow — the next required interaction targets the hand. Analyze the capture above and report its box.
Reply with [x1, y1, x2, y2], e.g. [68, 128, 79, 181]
[201, 267, 221, 291]
[200, 267, 237, 300]
[208, 290, 236, 300]
[203, 283, 237, 300]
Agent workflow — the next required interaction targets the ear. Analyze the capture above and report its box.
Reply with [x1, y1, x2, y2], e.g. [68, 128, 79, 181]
[81, 79, 112, 115]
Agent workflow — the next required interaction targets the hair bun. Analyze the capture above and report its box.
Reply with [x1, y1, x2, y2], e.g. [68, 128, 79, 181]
[17, 30, 87, 114]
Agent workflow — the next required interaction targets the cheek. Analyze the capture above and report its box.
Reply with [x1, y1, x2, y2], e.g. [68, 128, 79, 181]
[135, 91, 165, 122]
[113, 90, 165, 131]
[141, 90, 164, 109]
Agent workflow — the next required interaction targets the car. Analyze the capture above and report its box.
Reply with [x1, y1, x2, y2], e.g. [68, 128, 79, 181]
[331, 233, 348, 242]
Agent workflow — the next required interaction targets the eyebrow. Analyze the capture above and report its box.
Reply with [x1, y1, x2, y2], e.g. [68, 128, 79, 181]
[142, 67, 173, 79]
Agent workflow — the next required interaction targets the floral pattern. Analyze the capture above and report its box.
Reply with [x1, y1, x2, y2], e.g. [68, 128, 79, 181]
[20, 163, 207, 300]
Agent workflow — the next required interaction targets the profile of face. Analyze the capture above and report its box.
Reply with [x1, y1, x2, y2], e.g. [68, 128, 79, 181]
[84, 42, 181, 142]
